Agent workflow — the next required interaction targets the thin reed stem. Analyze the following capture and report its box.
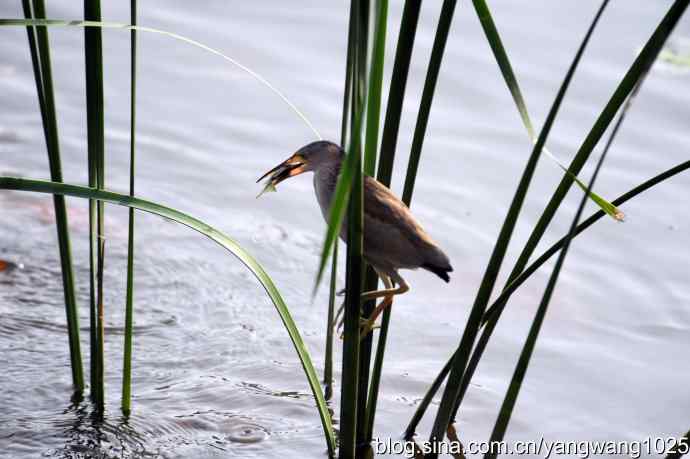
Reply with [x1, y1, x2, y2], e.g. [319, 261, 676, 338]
[84, 0, 106, 407]
[339, 2, 366, 456]
[122, 0, 137, 415]
[376, 0, 421, 186]
[21, 0, 84, 393]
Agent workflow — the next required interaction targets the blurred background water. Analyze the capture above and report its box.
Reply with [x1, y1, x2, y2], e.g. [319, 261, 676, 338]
[1, 1, 689, 457]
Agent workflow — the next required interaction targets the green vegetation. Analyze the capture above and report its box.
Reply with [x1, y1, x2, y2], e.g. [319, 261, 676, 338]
[1, 1, 688, 458]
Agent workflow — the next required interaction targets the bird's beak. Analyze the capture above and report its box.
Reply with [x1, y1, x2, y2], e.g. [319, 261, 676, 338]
[256, 154, 307, 187]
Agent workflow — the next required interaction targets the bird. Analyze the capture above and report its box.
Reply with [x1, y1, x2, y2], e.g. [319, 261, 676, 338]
[257, 140, 452, 336]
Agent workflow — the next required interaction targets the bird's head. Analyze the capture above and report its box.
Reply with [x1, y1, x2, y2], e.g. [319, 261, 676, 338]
[257, 140, 344, 188]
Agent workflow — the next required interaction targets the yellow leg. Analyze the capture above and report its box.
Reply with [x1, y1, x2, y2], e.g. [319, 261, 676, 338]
[335, 272, 410, 339]
[366, 274, 393, 323]
[360, 275, 409, 302]
[358, 296, 392, 339]
[359, 274, 401, 339]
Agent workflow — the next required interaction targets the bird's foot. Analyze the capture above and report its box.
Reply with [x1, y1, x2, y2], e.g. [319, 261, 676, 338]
[336, 288, 346, 297]
[358, 318, 380, 340]
[336, 317, 379, 340]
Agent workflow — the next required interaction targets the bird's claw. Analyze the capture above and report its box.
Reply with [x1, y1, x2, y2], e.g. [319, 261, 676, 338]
[336, 288, 346, 297]
[335, 317, 380, 340]
[358, 318, 380, 340]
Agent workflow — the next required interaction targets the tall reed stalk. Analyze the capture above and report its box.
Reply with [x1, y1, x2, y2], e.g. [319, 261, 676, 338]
[365, 0, 457, 444]
[324, 0, 362, 398]
[2, 12, 339, 454]
[361, 0, 388, 445]
[83, 0, 106, 408]
[121, 0, 137, 415]
[486, 87, 614, 459]
[0, 175, 337, 453]
[339, 2, 367, 456]
[21, 0, 84, 393]
[445, 0, 611, 423]
[375, 0, 420, 186]
[426, 1, 688, 452]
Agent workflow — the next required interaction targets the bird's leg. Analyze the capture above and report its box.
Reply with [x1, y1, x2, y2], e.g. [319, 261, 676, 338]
[359, 274, 405, 339]
[336, 273, 410, 339]
[330, 288, 349, 330]
[335, 272, 388, 334]
[360, 276, 409, 302]
[333, 300, 346, 331]
[359, 295, 392, 340]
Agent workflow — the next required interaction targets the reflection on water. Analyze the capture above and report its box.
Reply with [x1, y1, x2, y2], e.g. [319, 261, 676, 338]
[45, 399, 151, 459]
[17, 398, 286, 458]
[1, 0, 690, 457]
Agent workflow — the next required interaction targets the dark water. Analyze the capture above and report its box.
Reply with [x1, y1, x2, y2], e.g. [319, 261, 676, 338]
[1, 1, 689, 458]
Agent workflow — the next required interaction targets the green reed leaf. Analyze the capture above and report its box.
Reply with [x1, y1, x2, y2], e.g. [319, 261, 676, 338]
[21, 0, 84, 392]
[0, 176, 336, 455]
[471, 0, 623, 221]
[408, 158, 690, 442]
[376, 0, 422, 187]
[427, 0, 612, 447]
[363, 0, 388, 177]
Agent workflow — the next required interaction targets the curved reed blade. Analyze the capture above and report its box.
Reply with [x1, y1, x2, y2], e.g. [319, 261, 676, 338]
[446, 1, 688, 434]
[486, 46, 621, 453]
[428, 2, 689, 446]
[21, 0, 84, 393]
[488, 0, 690, 384]
[0, 176, 337, 455]
[446, 0, 616, 430]
[470, 0, 622, 220]
[121, 0, 137, 416]
[407, 158, 690, 440]
[410, 0, 676, 437]
[484, 163, 690, 325]
[0, 18, 320, 140]
[427, 1, 613, 448]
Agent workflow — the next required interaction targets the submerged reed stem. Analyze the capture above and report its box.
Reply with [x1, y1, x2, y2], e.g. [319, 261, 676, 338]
[21, 0, 84, 393]
[84, 0, 106, 407]
[122, 0, 137, 415]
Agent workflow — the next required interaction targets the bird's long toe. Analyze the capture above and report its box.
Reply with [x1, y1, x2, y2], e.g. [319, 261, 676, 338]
[358, 318, 380, 340]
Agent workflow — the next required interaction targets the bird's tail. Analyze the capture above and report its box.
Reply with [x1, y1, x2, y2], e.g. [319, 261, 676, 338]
[422, 262, 452, 283]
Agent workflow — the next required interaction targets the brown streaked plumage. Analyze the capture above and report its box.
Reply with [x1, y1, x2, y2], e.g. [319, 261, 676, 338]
[258, 140, 452, 336]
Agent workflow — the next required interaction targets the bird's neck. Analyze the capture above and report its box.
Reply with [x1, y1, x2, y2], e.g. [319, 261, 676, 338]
[313, 158, 342, 221]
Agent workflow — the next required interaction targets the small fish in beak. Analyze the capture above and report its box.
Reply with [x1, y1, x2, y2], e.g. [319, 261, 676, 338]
[256, 154, 306, 198]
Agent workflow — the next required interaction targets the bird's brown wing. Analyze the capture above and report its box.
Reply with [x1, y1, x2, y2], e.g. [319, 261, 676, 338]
[363, 176, 438, 251]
